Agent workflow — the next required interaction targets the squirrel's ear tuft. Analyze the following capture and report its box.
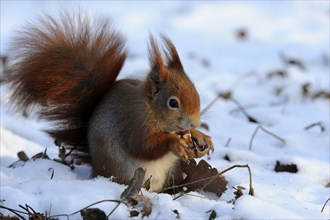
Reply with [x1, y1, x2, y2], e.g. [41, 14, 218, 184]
[148, 35, 168, 80]
[161, 34, 184, 72]
[147, 34, 185, 96]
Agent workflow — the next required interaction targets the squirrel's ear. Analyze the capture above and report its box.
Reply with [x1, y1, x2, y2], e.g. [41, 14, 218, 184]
[161, 34, 184, 72]
[148, 35, 169, 81]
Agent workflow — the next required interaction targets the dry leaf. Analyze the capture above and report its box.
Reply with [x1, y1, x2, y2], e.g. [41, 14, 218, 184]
[207, 209, 217, 220]
[235, 28, 248, 40]
[223, 154, 231, 162]
[200, 122, 209, 131]
[234, 185, 245, 199]
[181, 159, 227, 196]
[121, 167, 145, 205]
[274, 161, 298, 173]
[173, 209, 180, 219]
[132, 194, 152, 217]
[17, 151, 29, 162]
[121, 167, 153, 217]
[130, 210, 139, 217]
[80, 208, 107, 220]
[267, 70, 288, 79]
[0, 214, 19, 220]
[302, 82, 311, 97]
[218, 91, 232, 100]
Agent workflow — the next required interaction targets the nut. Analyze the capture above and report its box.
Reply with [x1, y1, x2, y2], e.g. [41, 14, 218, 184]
[177, 131, 208, 158]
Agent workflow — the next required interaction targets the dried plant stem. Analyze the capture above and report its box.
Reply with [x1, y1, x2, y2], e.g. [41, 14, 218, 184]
[8, 159, 21, 168]
[201, 96, 220, 115]
[0, 204, 27, 219]
[200, 94, 258, 125]
[229, 104, 258, 114]
[48, 167, 55, 179]
[230, 71, 259, 91]
[304, 121, 325, 133]
[173, 192, 206, 200]
[0, 200, 123, 220]
[163, 174, 218, 192]
[231, 98, 258, 123]
[65, 145, 77, 158]
[199, 164, 254, 196]
[231, 98, 250, 119]
[198, 71, 262, 116]
[49, 214, 70, 220]
[19, 204, 37, 215]
[321, 197, 330, 213]
[108, 202, 122, 217]
[69, 199, 122, 216]
[225, 137, 232, 148]
[164, 164, 254, 196]
[249, 125, 286, 151]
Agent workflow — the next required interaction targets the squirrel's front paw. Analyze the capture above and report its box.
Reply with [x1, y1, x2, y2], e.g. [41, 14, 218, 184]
[169, 137, 194, 164]
[179, 129, 214, 158]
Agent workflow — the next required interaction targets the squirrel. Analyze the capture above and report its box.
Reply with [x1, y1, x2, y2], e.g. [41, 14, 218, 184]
[5, 11, 213, 192]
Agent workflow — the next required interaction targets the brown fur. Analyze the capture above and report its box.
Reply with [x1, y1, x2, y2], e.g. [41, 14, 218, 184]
[6, 11, 212, 191]
[6, 11, 126, 147]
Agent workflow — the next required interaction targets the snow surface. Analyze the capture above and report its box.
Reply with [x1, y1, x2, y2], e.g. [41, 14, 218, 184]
[1, 1, 329, 219]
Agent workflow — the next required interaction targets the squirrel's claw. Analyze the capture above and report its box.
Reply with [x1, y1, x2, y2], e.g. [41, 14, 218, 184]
[189, 129, 214, 158]
[170, 137, 193, 163]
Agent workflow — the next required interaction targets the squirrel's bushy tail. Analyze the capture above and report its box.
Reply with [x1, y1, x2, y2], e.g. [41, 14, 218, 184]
[6, 11, 126, 147]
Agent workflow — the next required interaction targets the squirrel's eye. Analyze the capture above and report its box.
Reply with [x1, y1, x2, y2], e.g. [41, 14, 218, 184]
[168, 96, 180, 109]
[169, 99, 179, 108]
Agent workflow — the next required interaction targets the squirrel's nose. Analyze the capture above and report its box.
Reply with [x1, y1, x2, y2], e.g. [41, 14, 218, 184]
[189, 113, 200, 128]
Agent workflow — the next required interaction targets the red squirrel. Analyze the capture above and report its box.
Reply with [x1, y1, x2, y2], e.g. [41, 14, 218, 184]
[5, 11, 213, 192]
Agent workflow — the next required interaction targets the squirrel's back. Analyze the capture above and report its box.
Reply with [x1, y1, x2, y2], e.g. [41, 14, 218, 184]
[88, 79, 149, 180]
[6, 11, 127, 147]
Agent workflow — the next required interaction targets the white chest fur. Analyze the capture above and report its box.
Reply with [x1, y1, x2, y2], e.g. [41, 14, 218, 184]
[138, 152, 178, 192]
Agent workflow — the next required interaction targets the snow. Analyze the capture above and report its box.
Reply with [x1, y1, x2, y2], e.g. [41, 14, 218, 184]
[1, 1, 329, 219]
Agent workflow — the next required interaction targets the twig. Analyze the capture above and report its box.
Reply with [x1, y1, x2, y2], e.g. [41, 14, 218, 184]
[8, 159, 21, 168]
[18, 204, 46, 219]
[47, 203, 52, 218]
[48, 168, 55, 180]
[304, 121, 325, 133]
[53, 158, 75, 170]
[321, 197, 330, 213]
[229, 104, 258, 114]
[19, 204, 37, 215]
[201, 96, 220, 115]
[46, 204, 70, 220]
[8, 152, 29, 168]
[201, 70, 259, 116]
[163, 174, 220, 192]
[201, 92, 259, 125]
[48, 214, 70, 220]
[173, 192, 185, 200]
[163, 164, 254, 197]
[249, 125, 286, 151]
[225, 138, 232, 148]
[198, 164, 254, 196]
[231, 98, 259, 123]
[0, 204, 27, 220]
[108, 202, 122, 217]
[173, 192, 206, 200]
[31, 148, 49, 160]
[230, 71, 259, 91]
[1, 200, 123, 219]
[69, 199, 122, 216]
[65, 145, 77, 159]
